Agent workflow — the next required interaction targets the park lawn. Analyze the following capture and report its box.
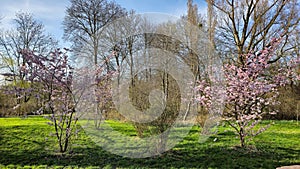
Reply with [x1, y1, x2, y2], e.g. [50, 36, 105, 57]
[0, 116, 299, 169]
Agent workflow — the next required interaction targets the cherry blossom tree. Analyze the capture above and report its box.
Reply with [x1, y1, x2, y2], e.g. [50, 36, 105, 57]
[15, 48, 117, 152]
[195, 38, 300, 147]
[19, 49, 76, 153]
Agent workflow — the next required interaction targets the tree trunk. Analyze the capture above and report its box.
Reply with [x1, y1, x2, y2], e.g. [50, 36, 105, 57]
[239, 128, 245, 147]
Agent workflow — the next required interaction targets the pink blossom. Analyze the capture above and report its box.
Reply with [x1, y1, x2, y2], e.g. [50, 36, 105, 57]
[194, 37, 299, 147]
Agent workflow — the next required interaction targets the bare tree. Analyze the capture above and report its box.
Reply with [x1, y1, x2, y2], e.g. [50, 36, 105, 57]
[212, 0, 300, 65]
[0, 12, 58, 115]
[0, 12, 57, 80]
[63, 0, 127, 66]
[63, 0, 127, 128]
[187, 0, 200, 76]
[206, 0, 217, 47]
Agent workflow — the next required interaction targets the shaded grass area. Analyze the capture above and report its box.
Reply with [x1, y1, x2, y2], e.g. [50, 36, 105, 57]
[0, 116, 299, 168]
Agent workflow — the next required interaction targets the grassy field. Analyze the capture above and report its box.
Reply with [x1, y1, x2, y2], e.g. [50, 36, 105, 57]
[0, 116, 299, 169]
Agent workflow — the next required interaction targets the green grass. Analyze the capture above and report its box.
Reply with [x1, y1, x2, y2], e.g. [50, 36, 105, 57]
[0, 116, 299, 168]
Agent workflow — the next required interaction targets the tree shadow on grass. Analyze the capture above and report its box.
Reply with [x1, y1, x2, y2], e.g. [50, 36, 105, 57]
[0, 126, 299, 168]
[1, 140, 299, 168]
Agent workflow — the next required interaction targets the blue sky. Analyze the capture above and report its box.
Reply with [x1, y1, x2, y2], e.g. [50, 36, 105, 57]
[0, 0, 207, 46]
